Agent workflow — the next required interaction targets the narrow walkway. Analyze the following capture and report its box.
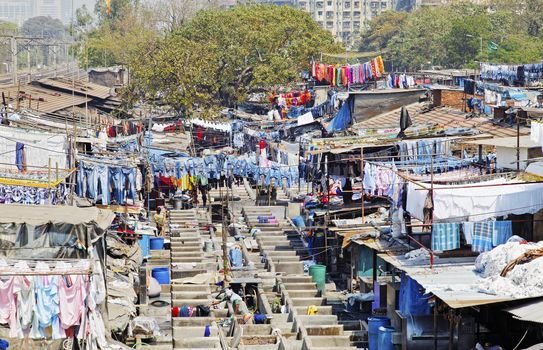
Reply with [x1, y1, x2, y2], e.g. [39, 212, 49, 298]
[169, 208, 221, 349]
[241, 205, 357, 350]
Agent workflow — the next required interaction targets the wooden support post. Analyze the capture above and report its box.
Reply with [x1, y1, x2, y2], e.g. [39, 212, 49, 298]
[361, 147, 365, 222]
[517, 112, 520, 173]
[448, 310, 454, 350]
[298, 140, 301, 195]
[220, 185, 228, 283]
[434, 301, 438, 350]
[372, 249, 377, 284]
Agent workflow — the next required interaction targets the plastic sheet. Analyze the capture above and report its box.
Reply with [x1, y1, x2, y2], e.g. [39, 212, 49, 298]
[128, 316, 161, 337]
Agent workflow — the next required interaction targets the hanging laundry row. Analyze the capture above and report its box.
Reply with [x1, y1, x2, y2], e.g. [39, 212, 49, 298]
[189, 119, 232, 133]
[0, 262, 105, 344]
[269, 90, 313, 108]
[77, 159, 141, 205]
[362, 162, 397, 197]
[386, 73, 416, 89]
[286, 91, 338, 119]
[480, 62, 543, 86]
[311, 56, 386, 87]
[397, 138, 451, 162]
[0, 184, 67, 205]
[431, 220, 512, 253]
[530, 120, 543, 150]
[151, 153, 300, 190]
[99, 120, 142, 138]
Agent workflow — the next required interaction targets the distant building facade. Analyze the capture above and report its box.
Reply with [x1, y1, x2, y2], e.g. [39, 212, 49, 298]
[0, 0, 36, 26]
[36, 0, 61, 19]
[0, 0, 94, 26]
[296, 0, 396, 48]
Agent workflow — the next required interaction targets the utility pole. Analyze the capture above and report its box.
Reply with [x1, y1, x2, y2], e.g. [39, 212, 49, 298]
[27, 48, 31, 83]
[10, 37, 17, 85]
[53, 44, 58, 78]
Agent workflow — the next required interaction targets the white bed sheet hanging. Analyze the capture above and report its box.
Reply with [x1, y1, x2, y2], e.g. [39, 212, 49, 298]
[407, 179, 543, 222]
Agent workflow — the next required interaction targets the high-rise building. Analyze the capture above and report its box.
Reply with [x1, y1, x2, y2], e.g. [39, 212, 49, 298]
[61, 0, 97, 24]
[0, 0, 37, 26]
[36, 0, 62, 19]
[296, 0, 396, 48]
[0, 0, 94, 26]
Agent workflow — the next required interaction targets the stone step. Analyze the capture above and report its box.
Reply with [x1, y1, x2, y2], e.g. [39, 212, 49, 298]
[171, 284, 210, 292]
[172, 298, 212, 306]
[172, 317, 217, 327]
[170, 252, 202, 257]
[282, 339, 303, 350]
[289, 297, 325, 307]
[269, 256, 301, 263]
[293, 306, 332, 315]
[283, 283, 317, 290]
[174, 337, 220, 348]
[280, 276, 313, 283]
[305, 325, 344, 336]
[285, 290, 319, 298]
[297, 315, 338, 326]
[172, 291, 210, 299]
[172, 326, 218, 338]
[306, 336, 350, 348]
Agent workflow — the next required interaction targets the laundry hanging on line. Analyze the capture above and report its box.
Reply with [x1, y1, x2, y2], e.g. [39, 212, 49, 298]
[386, 73, 416, 89]
[311, 56, 386, 87]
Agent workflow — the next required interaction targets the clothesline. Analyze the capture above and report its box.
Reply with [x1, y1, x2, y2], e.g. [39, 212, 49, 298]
[412, 179, 543, 191]
[0, 259, 92, 276]
[410, 218, 543, 227]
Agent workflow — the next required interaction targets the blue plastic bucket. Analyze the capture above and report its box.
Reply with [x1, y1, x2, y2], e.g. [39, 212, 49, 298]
[150, 237, 165, 250]
[368, 316, 390, 350]
[139, 235, 150, 258]
[377, 326, 395, 350]
[152, 267, 170, 285]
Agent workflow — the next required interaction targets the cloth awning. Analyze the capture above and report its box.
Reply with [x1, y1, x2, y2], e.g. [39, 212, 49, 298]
[504, 298, 543, 324]
[0, 204, 115, 230]
[0, 205, 115, 259]
[406, 179, 543, 222]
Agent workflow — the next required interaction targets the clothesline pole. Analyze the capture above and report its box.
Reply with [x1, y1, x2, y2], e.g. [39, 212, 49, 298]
[220, 184, 228, 282]
[325, 154, 330, 267]
[360, 147, 365, 223]
[430, 154, 434, 270]
[298, 140, 301, 195]
[47, 157, 51, 190]
[516, 111, 520, 173]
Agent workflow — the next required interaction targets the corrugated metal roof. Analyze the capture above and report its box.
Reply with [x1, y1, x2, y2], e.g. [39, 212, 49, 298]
[37, 77, 113, 100]
[354, 103, 529, 138]
[504, 298, 543, 324]
[356, 240, 541, 309]
[464, 135, 539, 148]
[0, 85, 91, 114]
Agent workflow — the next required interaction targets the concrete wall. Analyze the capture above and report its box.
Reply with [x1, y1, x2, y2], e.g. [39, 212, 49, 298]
[496, 146, 529, 170]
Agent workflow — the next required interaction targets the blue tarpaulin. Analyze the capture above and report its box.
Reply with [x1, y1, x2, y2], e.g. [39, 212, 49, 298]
[229, 247, 243, 267]
[399, 272, 431, 316]
[327, 97, 353, 132]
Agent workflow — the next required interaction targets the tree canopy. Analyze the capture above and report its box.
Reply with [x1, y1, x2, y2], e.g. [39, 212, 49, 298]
[81, 4, 342, 113]
[0, 21, 17, 73]
[21, 16, 65, 38]
[360, 0, 543, 70]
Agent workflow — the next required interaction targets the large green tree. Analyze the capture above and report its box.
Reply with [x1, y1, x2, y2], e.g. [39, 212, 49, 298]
[359, 0, 543, 70]
[0, 21, 17, 74]
[129, 5, 342, 113]
[21, 16, 66, 67]
[21, 16, 65, 38]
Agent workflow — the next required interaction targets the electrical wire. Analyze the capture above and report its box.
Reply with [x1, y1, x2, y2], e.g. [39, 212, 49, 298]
[512, 329, 529, 350]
